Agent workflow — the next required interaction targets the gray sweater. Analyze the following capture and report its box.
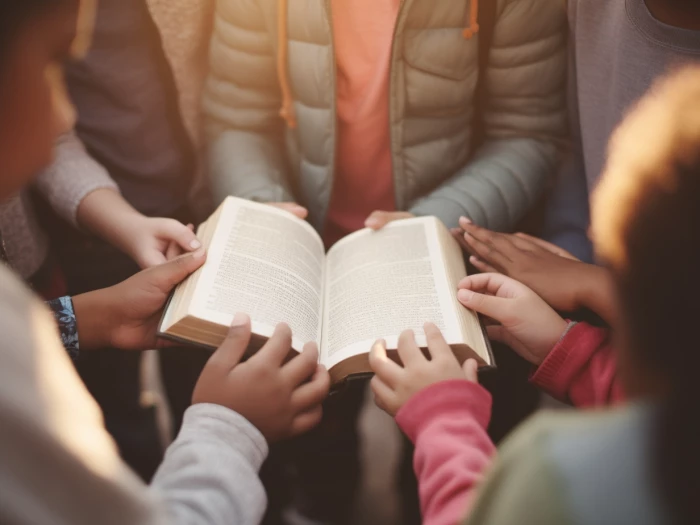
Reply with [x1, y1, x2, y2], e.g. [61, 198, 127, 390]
[0, 264, 268, 524]
[544, 0, 700, 261]
[0, 132, 118, 278]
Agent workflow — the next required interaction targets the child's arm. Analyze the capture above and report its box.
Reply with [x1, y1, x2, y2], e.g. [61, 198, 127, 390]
[407, 0, 567, 232]
[1, 277, 329, 525]
[34, 132, 200, 268]
[369, 326, 496, 525]
[458, 273, 624, 407]
[456, 219, 616, 325]
[76, 188, 200, 268]
[529, 321, 624, 407]
[204, 0, 296, 208]
[151, 314, 331, 522]
[397, 381, 496, 525]
[33, 130, 120, 225]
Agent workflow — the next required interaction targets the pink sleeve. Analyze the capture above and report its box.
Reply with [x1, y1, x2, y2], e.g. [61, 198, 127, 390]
[530, 322, 625, 407]
[396, 380, 496, 525]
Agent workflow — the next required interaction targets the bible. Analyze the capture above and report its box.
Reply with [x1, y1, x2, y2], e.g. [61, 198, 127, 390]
[159, 196, 494, 384]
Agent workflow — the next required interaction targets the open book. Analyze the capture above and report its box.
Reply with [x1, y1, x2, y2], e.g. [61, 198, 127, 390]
[159, 197, 493, 384]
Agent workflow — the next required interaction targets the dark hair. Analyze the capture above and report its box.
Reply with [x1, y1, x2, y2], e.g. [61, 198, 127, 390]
[0, 2, 62, 67]
[593, 68, 700, 524]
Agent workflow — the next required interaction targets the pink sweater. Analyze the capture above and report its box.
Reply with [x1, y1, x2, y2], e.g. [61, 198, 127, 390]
[396, 322, 623, 525]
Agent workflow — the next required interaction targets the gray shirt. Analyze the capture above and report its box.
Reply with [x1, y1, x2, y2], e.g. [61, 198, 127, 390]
[66, 0, 194, 217]
[0, 264, 268, 525]
[544, 0, 700, 261]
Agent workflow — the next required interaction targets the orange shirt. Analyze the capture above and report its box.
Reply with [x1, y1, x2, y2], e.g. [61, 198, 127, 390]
[323, 0, 401, 247]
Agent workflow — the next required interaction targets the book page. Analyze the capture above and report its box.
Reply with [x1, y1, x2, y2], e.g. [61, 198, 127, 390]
[321, 217, 464, 370]
[190, 197, 325, 352]
[436, 220, 491, 363]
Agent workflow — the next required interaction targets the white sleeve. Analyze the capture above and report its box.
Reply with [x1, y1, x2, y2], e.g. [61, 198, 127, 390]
[151, 404, 269, 525]
[0, 268, 267, 525]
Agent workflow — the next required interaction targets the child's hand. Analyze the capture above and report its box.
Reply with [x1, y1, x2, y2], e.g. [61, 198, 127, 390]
[73, 249, 207, 351]
[267, 202, 309, 219]
[458, 273, 568, 365]
[193, 314, 331, 442]
[369, 323, 479, 416]
[455, 217, 614, 320]
[123, 217, 201, 269]
[77, 189, 202, 268]
[365, 210, 415, 230]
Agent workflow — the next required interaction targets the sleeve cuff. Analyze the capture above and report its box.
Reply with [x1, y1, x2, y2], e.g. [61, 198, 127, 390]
[530, 322, 609, 401]
[47, 296, 79, 360]
[396, 380, 492, 444]
[178, 404, 269, 472]
[410, 197, 469, 229]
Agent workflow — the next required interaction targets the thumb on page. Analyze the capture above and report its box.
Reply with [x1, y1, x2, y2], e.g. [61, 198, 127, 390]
[147, 248, 206, 293]
[208, 313, 253, 369]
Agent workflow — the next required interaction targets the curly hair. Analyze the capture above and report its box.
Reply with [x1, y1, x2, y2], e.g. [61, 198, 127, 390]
[593, 66, 700, 525]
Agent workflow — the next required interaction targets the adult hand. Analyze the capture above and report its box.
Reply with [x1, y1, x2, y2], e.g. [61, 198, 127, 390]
[193, 314, 330, 442]
[365, 210, 414, 230]
[457, 273, 568, 365]
[455, 217, 614, 321]
[267, 202, 309, 219]
[369, 323, 479, 416]
[72, 248, 206, 351]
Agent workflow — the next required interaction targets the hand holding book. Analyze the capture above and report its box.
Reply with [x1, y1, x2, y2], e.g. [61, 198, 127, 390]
[193, 313, 330, 442]
[160, 197, 493, 387]
[369, 323, 480, 416]
[457, 273, 568, 366]
[455, 217, 616, 324]
[73, 248, 206, 351]
[267, 202, 309, 219]
[365, 210, 415, 230]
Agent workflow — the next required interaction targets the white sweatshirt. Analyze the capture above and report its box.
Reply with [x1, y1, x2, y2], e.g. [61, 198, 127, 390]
[0, 264, 268, 525]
